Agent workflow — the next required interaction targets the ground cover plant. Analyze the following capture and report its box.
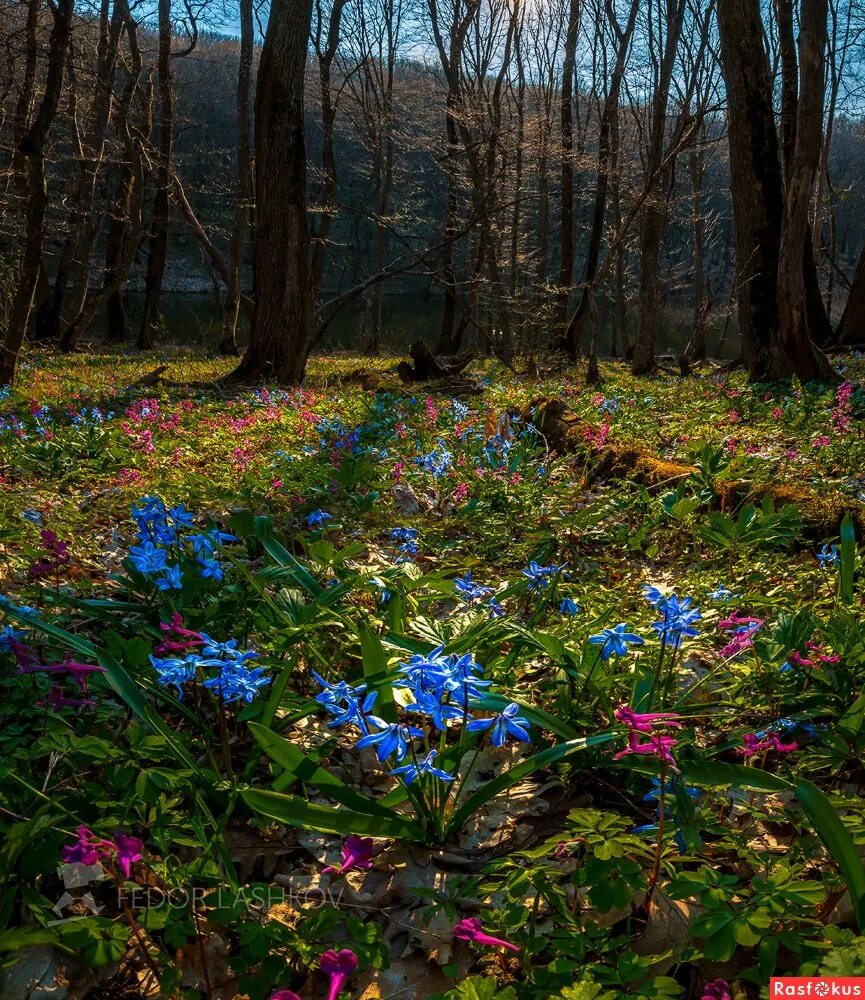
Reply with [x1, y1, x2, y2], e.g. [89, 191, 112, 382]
[2, 350, 865, 1000]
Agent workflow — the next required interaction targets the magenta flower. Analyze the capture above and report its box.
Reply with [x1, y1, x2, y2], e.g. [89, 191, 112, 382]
[322, 835, 374, 876]
[270, 993, 301, 1000]
[320, 949, 359, 1000]
[156, 613, 204, 654]
[114, 833, 144, 879]
[453, 916, 520, 953]
[718, 612, 763, 631]
[614, 731, 678, 766]
[737, 733, 797, 758]
[37, 685, 97, 709]
[702, 980, 732, 1000]
[615, 705, 681, 733]
[61, 826, 108, 867]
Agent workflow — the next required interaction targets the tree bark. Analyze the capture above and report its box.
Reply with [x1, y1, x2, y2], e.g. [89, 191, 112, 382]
[228, 0, 315, 383]
[837, 242, 865, 345]
[138, 0, 173, 349]
[774, 0, 833, 380]
[554, 0, 580, 346]
[218, 0, 254, 355]
[716, 0, 783, 380]
[0, 0, 74, 386]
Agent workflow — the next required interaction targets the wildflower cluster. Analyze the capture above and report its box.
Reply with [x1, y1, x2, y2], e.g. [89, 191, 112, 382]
[150, 618, 267, 703]
[128, 496, 235, 589]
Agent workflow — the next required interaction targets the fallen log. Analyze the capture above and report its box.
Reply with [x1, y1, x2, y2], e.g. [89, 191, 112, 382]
[397, 341, 476, 384]
[525, 397, 864, 539]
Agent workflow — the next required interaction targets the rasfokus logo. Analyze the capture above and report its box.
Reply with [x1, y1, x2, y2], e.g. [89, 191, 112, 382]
[771, 979, 865, 997]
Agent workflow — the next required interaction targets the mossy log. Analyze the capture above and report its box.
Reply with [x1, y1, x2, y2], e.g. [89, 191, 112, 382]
[525, 397, 864, 540]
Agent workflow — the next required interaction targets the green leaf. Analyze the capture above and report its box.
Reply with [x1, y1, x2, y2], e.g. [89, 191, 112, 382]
[447, 732, 614, 836]
[840, 513, 856, 606]
[796, 778, 865, 931]
[678, 760, 792, 793]
[259, 535, 323, 597]
[6, 611, 200, 773]
[0, 927, 60, 952]
[359, 621, 396, 723]
[249, 723, 398, 820]
[240, 788, 432, 843]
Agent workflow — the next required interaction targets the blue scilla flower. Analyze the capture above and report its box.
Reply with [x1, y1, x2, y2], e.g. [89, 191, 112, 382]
[406, 686, 466, 730]
[467, 703, 532, 746]
[817, 544, 840, 568]
[560, 597, 580, 616]
[150, 654, 199, 698]
[154, 564, 183, 591]
[521, 561, 565, 592]
[167, 504, 195, 527]
[417, 445, 453, 478]
[200, 636, 259, 663]
[203, 662, 271, 704]
[129, 541, 169, 575]
[21, 509, 43, 525]
[356, 719, 425, 762]
[642, 585, 666, 607]
[589, 623, 644, 660]
[390, 749, 455, 785]
[454, 572, 494, 603]
[0, 625, 26, 651]
[390, 527, 418, 543]
[652, 594, 701, 648]
[306, 509, 332, 528]
[393, 540, 419, 563]
[197, 557, 224, 582]
[487, 597, 505, 619]
[710, 584, 736, 602]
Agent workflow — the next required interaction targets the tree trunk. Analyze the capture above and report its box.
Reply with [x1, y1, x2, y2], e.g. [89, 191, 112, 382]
[138, 0, 173, 349]
[554, 0, 580, 348]
[716, 0, 783, 380]
[837, 242, 865, 345]
[0, 0, 74, 386]
[774, 0, 833, 380]
[228, 0, 314, 383]
[218, 0, 254, 356]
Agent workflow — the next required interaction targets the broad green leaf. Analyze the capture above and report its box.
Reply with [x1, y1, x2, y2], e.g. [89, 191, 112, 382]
[840, 513, 856, 606]
[259, 535, 324, 597]
[796, 777, 865, 931]
[249, 723, 397, 820]
[679, 760, 792, 793]
[359, 621, 396, 722]
[241, 788, 431, 843]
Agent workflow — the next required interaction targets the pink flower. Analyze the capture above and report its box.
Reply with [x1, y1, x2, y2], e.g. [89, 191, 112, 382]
[717, 612, 763, 631]
[114, 833, 144, 879]
[322, 836, 374, 876]
[614, 706, 681, 733]
[613, 731, 678, 767]
[453, 917, 520, 953]
[453, 483, 469, 504]
[320, 949, 359, 1000]
[737, 733, 797, 758]
[61, 826, 109, 867]
[702, 979, 732, 1000]
[270, 992, 301, 1000]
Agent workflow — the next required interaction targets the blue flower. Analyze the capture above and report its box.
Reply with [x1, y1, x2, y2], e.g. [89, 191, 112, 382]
[306, 509, 332, 528]
[312, 670, 378, 733]
[150, 654, 199, 698]
[0, 625, 26, 651]
[817, 544, 840, 568]
[487, 597, 505, 619]
[168, 504, 195, 527]
[21, 509, 43, 525]
[589, 623, 644, 660]
[390, 527, 418, 543]
[356, 719, 425, 761]
[129, 542, 169, 575]
[203, 662, 271, 703]
[406, 687, 465, 730]
[642, 585, 666, 607]
[454, 572, 494, 603]
[521, 561, 565, 592]
[651, 594, 701, 648]
[710, 584, 736, 602]
[467, 703, 532, 746]
[197, 557, 224, 582]
[560, 597, 580, 616]
[390, 749, 455, 785]
[154, 564, 184, 591]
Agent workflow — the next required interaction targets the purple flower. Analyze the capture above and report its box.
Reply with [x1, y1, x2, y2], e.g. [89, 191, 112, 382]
[114, 833, 144, 879]
[453, 916, 520, 952]
[320, 949, 359, 1000]
[321, 835, 374, 876]
[702, 980, 732, 1000]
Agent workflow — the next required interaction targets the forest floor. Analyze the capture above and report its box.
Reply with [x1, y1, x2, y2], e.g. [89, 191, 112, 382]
[1, 347, 865, 1000]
